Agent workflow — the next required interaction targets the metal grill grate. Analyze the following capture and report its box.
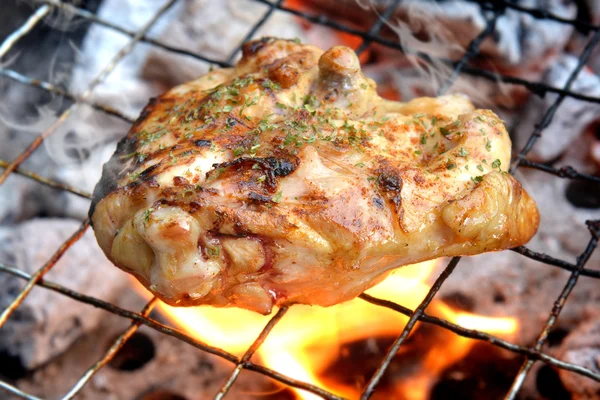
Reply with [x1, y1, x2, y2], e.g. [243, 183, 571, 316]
[0, 1, 599, 399]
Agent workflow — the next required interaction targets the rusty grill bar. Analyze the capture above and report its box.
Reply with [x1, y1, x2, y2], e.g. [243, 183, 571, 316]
[0, 1, 598, 399]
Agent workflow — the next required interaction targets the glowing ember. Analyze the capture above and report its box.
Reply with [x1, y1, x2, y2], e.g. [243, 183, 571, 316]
[132, 259, 517, 400]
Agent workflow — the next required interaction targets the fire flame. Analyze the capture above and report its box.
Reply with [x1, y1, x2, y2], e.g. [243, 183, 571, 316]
[132, 259, 517, 400]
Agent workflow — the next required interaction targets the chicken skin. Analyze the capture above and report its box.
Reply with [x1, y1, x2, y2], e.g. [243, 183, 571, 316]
[90, 38, 539, 314]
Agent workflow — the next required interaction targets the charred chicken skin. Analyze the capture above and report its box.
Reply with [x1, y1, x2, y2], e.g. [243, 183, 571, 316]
[90, 38, 539, 314]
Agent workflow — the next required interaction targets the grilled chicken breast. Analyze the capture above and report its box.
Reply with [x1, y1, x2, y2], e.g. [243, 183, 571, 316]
[90, 38, 539, 314]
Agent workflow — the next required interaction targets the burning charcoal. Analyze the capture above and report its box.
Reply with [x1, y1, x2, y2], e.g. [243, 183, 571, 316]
[69, 0, 179, 118]
[318, 324, 458, 399]
[0, 218, 129, 370]
[40, 1, 185, 221]
[315, 315, 520, 399]
[557, 319, 600, 399]
[534, 363, 571, 400]
[317, 0, 573, 114]
[366, 59, 529, 118]
[510, 55, 600, 264]
[69, 0, 303, 114]
[567, 2, 600, 81]
[560, 109, 600, 173]
[58, 0, 175, 177]
[0, 0, 100, 223]
[304, 0, 576, 70]
[0, 175, 67, 224]
[582, 0, 600, 25]
[525, 168, 600, 258]
[14, 311, 282, 400]
[514, 55, 600, 162]
[141, 0, 306, 87]
[561, 129, 600, 206]
[430, 343, 522, 400]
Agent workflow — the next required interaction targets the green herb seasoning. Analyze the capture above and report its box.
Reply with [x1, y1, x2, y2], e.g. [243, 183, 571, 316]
[272, 191, 283, 203]
[143, 208, 154, 223]
[262, 79, 280, 91]
[207, 246, 220, 257]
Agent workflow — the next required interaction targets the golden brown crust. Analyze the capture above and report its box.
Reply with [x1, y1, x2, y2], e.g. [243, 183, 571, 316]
[90, 38, 539, 314]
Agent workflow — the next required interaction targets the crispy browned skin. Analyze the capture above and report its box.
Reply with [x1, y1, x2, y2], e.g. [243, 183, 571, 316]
[90, 38, 539, 314]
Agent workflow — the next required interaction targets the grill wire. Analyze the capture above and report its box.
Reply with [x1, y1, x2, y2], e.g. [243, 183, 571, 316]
[0, 0, 599, 399]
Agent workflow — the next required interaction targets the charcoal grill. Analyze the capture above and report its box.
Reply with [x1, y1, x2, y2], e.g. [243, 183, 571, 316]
[0, 1, 599, 399]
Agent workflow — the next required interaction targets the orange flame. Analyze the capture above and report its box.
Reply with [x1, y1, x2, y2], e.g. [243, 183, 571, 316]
[132, 259, 517, 400]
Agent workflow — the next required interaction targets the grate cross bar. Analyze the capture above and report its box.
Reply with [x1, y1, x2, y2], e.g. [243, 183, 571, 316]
[213, 306, 290, 400]
[354, 0, 403, 56]
[360, 256, 462, 399]
[0, 67, 136, 123]
[0, 220, 89, 328]
[1, 0, 600, 398]
[60, 298, 159, 400]
[504, 221, 600, 399]
[0, 0, 180, 186]
[512, 28, 600, 171]
[0, 5, 51, 58]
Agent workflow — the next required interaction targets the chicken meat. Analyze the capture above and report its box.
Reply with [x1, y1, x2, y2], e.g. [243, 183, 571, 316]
[90, 38, 539, 314]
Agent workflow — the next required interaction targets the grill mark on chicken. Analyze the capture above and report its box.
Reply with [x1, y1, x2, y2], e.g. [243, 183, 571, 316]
[248, 192, 274, 204]
[263, 156, 299, 177]
[242, 37, 275, 58]
[207, 158, 277, 190]
[90, 38, 540, 314]
[139, 163, 161, 180]
[88, 134, 138, 220]
[206, 155, 300, 193]
[193, 139, 212, 147]
[372, 164, 404, 225]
